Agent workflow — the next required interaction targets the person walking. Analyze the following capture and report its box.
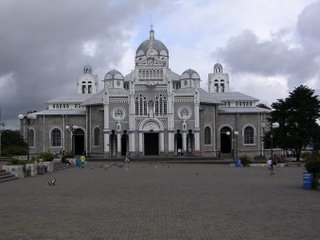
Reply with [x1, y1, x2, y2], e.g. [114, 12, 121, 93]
[80, 154, 86, 168]
[267, 157, 274, 175]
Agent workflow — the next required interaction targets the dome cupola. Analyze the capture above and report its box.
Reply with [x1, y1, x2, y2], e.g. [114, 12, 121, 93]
[180, 69, 201, 88]
[135, 26, 169, 67]
[103, 70, 124, 89]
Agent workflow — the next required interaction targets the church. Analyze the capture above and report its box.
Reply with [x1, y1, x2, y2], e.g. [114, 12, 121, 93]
[19, 27, 270, 159]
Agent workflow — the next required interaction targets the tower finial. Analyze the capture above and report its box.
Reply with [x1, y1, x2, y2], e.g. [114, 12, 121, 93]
[149, 16, 155, 40]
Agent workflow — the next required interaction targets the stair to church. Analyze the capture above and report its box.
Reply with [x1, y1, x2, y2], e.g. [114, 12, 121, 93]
[0, 169, 18, 183]
[87, 156, 232, 164]
[53, 162, 75, 171]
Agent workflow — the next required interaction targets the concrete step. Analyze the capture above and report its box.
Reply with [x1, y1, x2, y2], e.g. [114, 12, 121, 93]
[0, 170, 18, 183]
[53, 162, 75, 171]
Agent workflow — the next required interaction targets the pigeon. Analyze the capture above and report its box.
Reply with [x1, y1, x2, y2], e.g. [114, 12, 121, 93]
[48, 178, 56, 186]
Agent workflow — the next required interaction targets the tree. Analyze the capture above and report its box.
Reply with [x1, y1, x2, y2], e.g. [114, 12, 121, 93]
[0, 130, 28, 156]
[270, 85, 320, 161]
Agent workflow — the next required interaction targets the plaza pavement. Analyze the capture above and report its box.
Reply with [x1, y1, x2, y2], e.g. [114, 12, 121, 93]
[0, 162, 319, 240]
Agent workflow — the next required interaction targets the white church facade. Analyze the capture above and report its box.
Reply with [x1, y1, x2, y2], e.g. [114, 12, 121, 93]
[19, 28, 270, 159]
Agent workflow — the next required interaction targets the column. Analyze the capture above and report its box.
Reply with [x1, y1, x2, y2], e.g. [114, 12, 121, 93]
[160, 131, 164, 153]
[195, 131, 200, 152]
[194, 89, 200, 155]
[182, 131, 187, 153]
[168, 131, 174, 152]
[103, 102, 110, 153]
[117, 132, 121, 155]
[139, 132, 143, 154]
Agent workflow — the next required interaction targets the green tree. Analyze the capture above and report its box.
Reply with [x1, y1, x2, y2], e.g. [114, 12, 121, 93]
[0, 130, 28, 156]
[270, 85, 320, 161]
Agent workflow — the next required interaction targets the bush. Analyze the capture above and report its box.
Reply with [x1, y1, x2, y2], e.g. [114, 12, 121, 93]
[304, 154, 320, 189]
[5, 159, 35, 165]
[254, 155, 266, 162]
[38, 152, 54, 162]
[240, 155, 251, 167]
[1, 146, 28, 156]
[305, 159, 320, 175]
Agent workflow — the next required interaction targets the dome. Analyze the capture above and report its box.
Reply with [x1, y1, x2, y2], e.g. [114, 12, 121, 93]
[214, 63, 223, 73]
[180, 69, 200, 80]
[135, 28, 169, 58]
[104, 70, 124, 81]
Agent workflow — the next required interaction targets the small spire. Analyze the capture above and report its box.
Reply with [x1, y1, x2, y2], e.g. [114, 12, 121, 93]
[149, 24, 155, 40]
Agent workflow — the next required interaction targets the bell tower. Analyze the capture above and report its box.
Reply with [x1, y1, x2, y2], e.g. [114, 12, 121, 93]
[208, 63, 229, 93]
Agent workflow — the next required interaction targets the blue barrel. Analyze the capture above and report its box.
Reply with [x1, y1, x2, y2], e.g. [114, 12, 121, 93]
[303, 172, 313, 189]
[76, 158, 81, 167]
[235, 159, 241, 168]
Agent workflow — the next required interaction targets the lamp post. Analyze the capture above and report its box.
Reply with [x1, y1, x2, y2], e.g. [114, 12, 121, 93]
[226, 130, 239, 160]
[18, 113, 37, 160]
[65, 125, 78, 155]
[0, 121, 5, 156]
[270, 122, 280, 163]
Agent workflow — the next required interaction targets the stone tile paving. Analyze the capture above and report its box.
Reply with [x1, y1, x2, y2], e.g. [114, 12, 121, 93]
[0, 162, 319, 240]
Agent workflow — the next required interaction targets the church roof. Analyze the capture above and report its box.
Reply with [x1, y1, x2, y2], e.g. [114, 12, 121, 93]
[124, 72, 133, 82]
[81, 88, 129, 106]
[34, 109, 86, 116]
[46, 94, 91, 104]
[168, 70, 180, 81]
[81, 90, 104, 106]
[198, 88, 221, 104]
[219, 107, 271, 113]
[212, 92, 259, 102]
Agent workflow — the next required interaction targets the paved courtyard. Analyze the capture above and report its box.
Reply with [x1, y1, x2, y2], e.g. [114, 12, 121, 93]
[0, 162, 319, 240]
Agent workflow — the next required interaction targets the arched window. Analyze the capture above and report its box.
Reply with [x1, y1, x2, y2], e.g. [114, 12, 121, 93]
[51, 128, 61, 147]
[28, 129, 35, 147]
[135, 97, 139, 115]
[204, 127, 211, 145]
[244, 126, 254, 144]
[94, 127, 100, 146]
[143, 97, 147, 115]
[155, 96, 159, 116]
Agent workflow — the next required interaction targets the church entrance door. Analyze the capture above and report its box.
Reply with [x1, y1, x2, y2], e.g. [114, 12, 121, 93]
[220, 127, 231, 153]
[121, 131, 128, 156]
[144, 133, 159, 155]
[73, 129, 85, 155]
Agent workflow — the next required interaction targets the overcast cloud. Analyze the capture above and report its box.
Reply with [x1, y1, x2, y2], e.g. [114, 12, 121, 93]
[0, 0, 319, 129]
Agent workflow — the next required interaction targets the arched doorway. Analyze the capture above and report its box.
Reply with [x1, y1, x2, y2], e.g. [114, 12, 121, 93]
[121, 130, 129, 156]
[110, 130, 117, 157]
[139, 118, 164, 156]
[220, 127, 231, 153]
[187, 129, 194, 156]
[73, 129, 85, 155]
[175, 129, 182, 156]
[144, 131, 159, 155]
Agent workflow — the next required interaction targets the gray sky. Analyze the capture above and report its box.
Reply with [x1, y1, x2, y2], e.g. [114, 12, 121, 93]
[1, 0, 319, 129]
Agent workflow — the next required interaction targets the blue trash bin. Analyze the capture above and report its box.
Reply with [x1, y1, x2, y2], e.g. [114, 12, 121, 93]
[235, 159, 241, 168]
[303, 172, 313, 189]
[76, 158, 81, 167]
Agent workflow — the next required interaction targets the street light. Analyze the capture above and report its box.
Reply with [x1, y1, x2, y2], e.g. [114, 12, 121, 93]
[0, 121, 5, 156]
[270, 122, 280, 163]
[18, 113, 37, 160]
[65, 125, 78, 155]
[226, 130, 239, 160]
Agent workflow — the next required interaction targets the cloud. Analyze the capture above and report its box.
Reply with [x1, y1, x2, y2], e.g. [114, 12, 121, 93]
[0, 0, 318, 129]
[214, 0, 320, 99]
[0, 0, 166, 128]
